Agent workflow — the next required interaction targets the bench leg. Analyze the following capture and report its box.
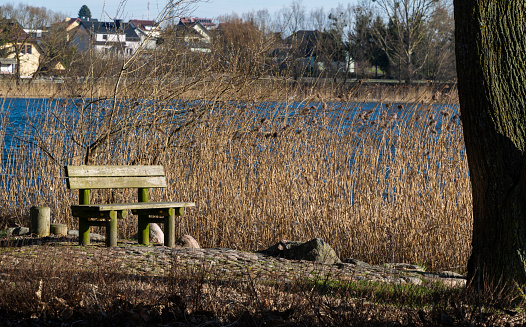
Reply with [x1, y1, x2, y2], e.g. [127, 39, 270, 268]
[106, 211, 118, 247]
[138, 215, 149, 245]
[165, 210, 175, 248]
[79, 217, 90, 246]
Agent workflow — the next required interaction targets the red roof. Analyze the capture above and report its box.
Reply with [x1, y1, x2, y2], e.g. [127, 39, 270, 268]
[179, 17, 215, 27]
[129, 19, 157, 31]
[0, 19, 34, 42]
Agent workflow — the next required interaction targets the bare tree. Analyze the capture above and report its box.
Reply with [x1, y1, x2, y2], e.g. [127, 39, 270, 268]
[242, 9, 275, 33]
[277, 0, 307, 36]
[308, 7, 328, 31]
[372, 0, 437, 83]
[422, 0, 455, 81]
[0, 3, 65, 29]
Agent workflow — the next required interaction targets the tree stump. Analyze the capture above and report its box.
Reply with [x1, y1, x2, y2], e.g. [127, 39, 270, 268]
[30, 206, 50, 237]
[50, 224, 67, 236]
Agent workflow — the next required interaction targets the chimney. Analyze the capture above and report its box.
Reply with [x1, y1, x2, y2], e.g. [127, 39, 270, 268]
[115, 19, 123, 29]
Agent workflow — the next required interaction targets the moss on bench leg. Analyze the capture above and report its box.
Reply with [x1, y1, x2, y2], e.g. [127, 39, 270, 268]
[79, 189, 91, 246]
[165, 207, 185, 248]
[138, 215, 149, 245]
[165, 208, 176, 248]
[138, 188, 149, 246]
[79, 217, 90, 246]
[106, 211, 118, 247]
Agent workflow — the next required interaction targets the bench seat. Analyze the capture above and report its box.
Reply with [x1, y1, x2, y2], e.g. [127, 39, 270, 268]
[72, 202, 195, 212]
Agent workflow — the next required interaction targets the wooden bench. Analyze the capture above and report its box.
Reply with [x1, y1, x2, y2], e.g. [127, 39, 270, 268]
[65, 165, 195, 247]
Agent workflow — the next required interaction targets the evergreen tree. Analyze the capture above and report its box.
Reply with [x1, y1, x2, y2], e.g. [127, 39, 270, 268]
[78, 5, 91, 20]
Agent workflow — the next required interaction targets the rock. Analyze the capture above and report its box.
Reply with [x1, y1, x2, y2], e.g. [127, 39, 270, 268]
[17, 227, 30, 235]
[404, 277, 423, 286]
[175, 235, 200, 249]
[260, 238, 341, 264]
[149, 223, 164, 244]
[6, 227, 30, 236]
[344, 258, 371, 268]
[440, 278, 467, 288]
[68, 230, 105, 241]
[383, 263, 426, 272]
[439, 271, 465, 279]
[131, 223, 166, 244]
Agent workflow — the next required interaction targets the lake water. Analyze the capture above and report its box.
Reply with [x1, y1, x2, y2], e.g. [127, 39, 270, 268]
[1, 97, 460, 168]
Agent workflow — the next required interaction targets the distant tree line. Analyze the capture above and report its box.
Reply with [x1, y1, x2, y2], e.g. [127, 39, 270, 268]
[231, 0, 455, 82]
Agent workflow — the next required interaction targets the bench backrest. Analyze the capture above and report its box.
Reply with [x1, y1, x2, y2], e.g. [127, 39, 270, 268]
[65, 165, 167, 190]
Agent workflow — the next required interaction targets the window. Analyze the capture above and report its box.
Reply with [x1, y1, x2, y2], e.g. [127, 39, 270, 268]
[102, 34, 107, 40]
[18, 44, 32, 54]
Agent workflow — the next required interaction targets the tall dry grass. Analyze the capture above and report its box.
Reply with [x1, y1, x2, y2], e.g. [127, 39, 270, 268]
[0, 18, 469, 272]
[0, 82, 470, 272]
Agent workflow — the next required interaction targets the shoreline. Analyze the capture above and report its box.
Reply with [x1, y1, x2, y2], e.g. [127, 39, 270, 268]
[1, 79, 459, 103]
[0, 234, 466, 287]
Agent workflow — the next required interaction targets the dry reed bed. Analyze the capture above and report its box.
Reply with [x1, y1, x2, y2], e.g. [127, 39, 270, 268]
[0, 84, 470, 272]
[0, 79, 458, 103]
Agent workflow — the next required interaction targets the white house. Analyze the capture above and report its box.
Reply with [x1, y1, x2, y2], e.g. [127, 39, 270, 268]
[66, 18, 140, 58]
[175, 20, 212, 53]
[129, 20, 161, 50]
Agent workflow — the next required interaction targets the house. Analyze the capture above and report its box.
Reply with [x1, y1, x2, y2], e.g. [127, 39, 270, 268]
[273, 30, 354, 76]
[174, 19, 212, 53]
[0, 19, 43, 78]
[129, 20, 161, 50]
[23, 28, 46, 39]
[63, 18, 91, 51]
[0, 58, 17, 75]
[285, 30, 324, 72]
[65, 18, 141, 57]
[178, 17, 215, 30]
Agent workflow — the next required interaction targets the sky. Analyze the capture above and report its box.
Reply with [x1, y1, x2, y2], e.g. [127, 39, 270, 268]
[8, 0, 359, 21]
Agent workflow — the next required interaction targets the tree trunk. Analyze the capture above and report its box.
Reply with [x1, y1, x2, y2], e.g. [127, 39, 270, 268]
[454, 1, 526, 288]
[15, 51, 21, 85]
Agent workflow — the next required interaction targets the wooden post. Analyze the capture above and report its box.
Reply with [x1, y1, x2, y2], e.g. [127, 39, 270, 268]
[165, 208, 175, 248]
[30, 206, 50, 237]
[165, 207, 185, 248]
[79, 189, 91, 245]
[138, 188, 149, 245]
[106, 211, 118, 247]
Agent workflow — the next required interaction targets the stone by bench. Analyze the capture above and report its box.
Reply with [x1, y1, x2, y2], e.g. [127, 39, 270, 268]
[65, 165, 195, 247]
